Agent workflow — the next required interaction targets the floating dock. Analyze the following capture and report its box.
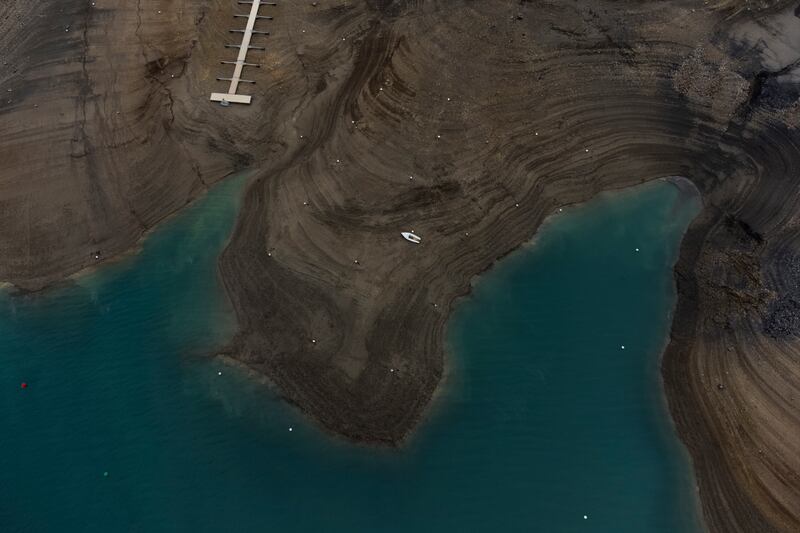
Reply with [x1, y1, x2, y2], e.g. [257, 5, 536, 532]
[210, 1, 275, 105]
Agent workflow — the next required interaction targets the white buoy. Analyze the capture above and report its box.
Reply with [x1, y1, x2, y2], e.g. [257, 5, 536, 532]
[218, 371, 222, 376]
[289, 427, 293, 432]
[583, 515, 588, 520]
[621, 345, 626, 350]
[635, 247, 640, 252]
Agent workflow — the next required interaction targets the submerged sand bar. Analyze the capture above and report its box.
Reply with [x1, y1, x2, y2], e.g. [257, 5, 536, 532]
[210, 0, 271, 105]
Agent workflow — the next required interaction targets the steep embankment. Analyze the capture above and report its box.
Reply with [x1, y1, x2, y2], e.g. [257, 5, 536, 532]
[2, 1, 799, 531]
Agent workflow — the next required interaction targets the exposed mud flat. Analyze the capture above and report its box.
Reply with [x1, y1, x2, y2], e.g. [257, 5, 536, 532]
[1, 1, 799, 531]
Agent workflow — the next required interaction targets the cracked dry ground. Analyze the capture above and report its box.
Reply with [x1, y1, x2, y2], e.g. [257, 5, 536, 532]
[1, 0, 800, 531]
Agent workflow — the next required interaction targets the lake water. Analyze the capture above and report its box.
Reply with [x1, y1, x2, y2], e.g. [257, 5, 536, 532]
[0, 176, 703, 532]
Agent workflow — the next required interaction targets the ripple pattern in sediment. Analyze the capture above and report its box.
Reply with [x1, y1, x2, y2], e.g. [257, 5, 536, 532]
[212, 2, 800, 531]
[0, 0, 294, 288]
[3, 0, 800, 531]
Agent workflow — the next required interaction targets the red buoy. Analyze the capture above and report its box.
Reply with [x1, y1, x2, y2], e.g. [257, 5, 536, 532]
[20, 382, 27, 389]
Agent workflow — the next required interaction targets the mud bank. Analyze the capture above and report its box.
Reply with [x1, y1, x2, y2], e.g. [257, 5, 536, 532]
[2, 1, 799, 531]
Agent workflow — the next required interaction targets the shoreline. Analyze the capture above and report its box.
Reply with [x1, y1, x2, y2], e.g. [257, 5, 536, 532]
[216, 0, 800, 522]
[0, 171, 246, 296]
[661, 207, 787, 533]
[3, 0, 799, 531]
[215, 178, 707, 463]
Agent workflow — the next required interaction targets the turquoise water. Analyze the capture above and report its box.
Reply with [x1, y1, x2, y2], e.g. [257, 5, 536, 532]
[0, 176, 703, 532]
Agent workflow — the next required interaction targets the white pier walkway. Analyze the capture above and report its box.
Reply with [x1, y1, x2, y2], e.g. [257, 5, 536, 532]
[210, 0, 273, 105]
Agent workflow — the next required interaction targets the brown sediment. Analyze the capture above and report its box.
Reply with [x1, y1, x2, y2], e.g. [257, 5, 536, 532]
[2, 0, 800, 531]
[0, 0, 274, 290]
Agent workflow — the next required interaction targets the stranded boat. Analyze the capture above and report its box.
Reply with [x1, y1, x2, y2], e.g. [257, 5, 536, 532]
[401, 232, 422, 244]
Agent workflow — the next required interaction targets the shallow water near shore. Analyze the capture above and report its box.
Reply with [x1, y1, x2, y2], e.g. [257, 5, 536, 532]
[0, 176, 702, 532]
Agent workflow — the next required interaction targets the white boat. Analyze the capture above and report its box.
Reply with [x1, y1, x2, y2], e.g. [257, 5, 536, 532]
[401, 232, 422, 244]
